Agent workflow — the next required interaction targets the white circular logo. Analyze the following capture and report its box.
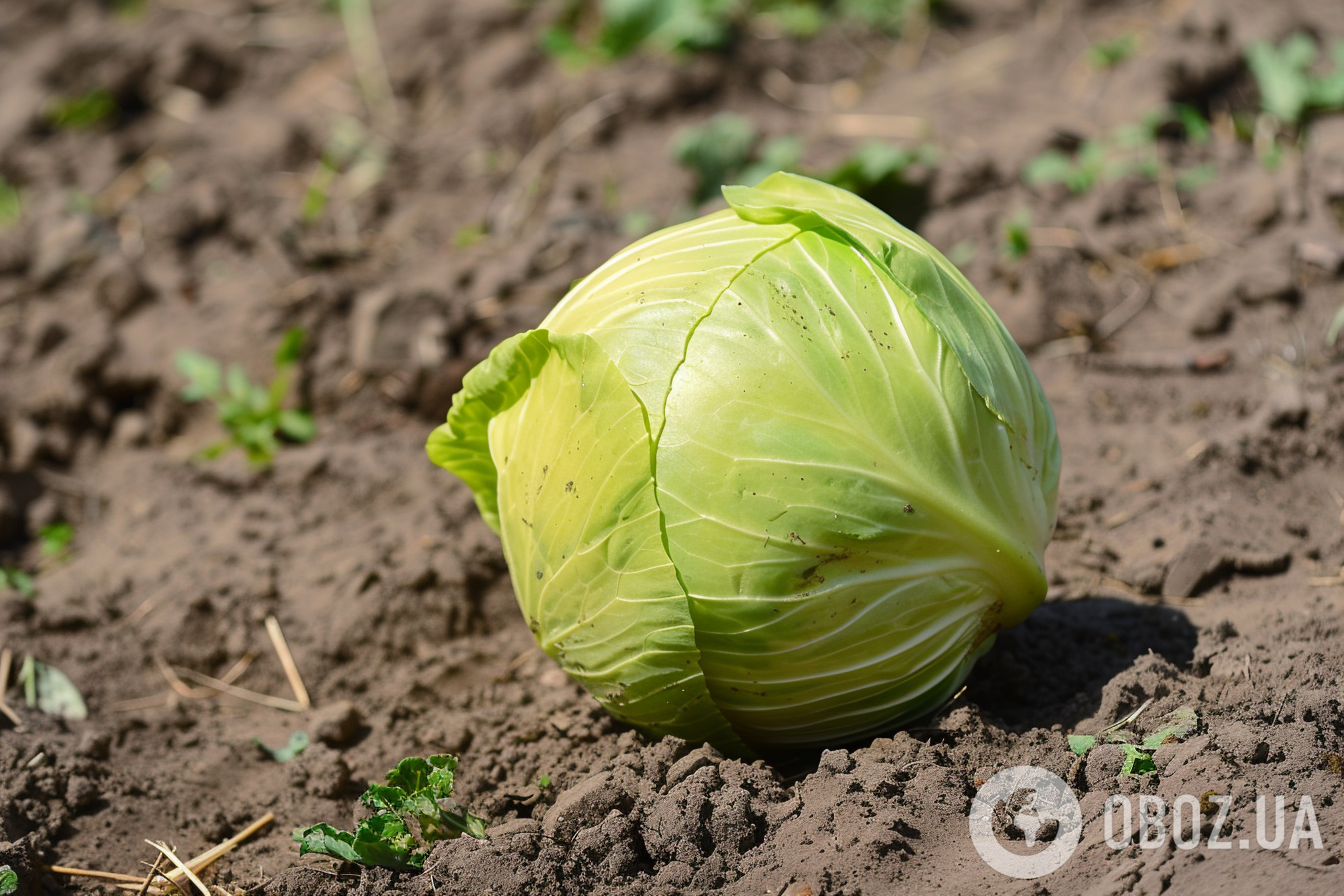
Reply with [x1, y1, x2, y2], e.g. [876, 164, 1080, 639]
[969, 765, 1082, 879]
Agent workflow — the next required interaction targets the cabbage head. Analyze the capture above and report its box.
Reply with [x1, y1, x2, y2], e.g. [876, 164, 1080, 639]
[428, 173, 1059, 756]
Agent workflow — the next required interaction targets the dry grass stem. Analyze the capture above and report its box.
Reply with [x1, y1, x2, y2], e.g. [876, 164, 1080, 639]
[146, 841, 210, 896]
[46, 865, 147, 883]
[111, 694, 176, 712]
[265, 616, 311, 709]
[0, 647, 22, 728]
[135, 854, 166, 896]
[172, 665, 305, 712]
[174, 813, 275, 879]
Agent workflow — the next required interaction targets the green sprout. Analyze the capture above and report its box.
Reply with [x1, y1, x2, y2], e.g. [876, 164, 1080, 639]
[0, 864, 17, 896]
[672, 114, 801, 206]
[673, 117, 933, 225]
[295, 754, 487, 871]
[46, 89, 118, 130]
[1087, 33, 1138, 69]
[39, 522, 74, 559]
[301, 117, 388, 224]
[542, 0, 933, 67]
[175, 328, 316, 467]
[255, 731, 310, 763]
[0, 568, 35, 598]
[0, 177, 20, 228]
[1003, 209, 1032, 260]
[20, 655, 88, 720]
[1068, 702, 1197, 776]
[536, 772, 552, 788]
[1024, 104, 1213, 194]
[1247, 32, 1344, 127]
[1327, 303, 1344, 347]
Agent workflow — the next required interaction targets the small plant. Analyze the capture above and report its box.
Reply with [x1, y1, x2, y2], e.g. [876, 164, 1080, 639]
[20, 655, 88, 720]
[0, 864, 18, 896]
[543, 0, 933, 66]
[295, 754, 487, 870]
[1087, 32, 1138, 69]
[0, 568, 35, 598]
[46, 89, 118, 130]
[175, 328, 315, 466]
[1024, 104, 1213, 194]
[673, 118, 933, 225]
[1068, 703, 1197, 776]
[536, 772, 552, 788]
[255, 731, 310, 762]
[301, 117, 388, 224]
[1327, 303, 1344, 347]
[39, 522, 74, 560]
[672, 113, 801, 206]
[0, 177, 20, 228]
[1247, 32, 1344, 127]
[1002, 209, 1032, 260]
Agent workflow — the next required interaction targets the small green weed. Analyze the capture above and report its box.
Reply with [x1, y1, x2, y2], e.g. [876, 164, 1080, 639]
[295, 754, 487, 871]
[672, 113, 801, 205]
[20, 655, 88, 721]
[1068, 702, 1197, 776]
[0, 568, 35, 598]
[1087, 32, 1138, 69]
[1247, 32, 1344, 127]
[672, 116, 934, 225]
[1024, 104, 1212, 194]
[536, 772, 552, 788]
[543, 0, 931, 66]
[0, 177, 20, 228]
[0, 864, 18, 896]
[1327, 303, 1344, 347]
[302, 117, 388, 224]
[39, 522, 74, 559]
[175, 328, 315, 467]
[255, 731, 310, 762]
[1002, 209, 1032, 260]
[46, 89, 118, 130]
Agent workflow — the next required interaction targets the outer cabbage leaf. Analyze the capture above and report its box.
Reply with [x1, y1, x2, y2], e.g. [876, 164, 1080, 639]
[541, 209, 796, 437]
[431, 329, 748, 755]
[655, 229, 1049, 746]
[725, 172, 1059, 522]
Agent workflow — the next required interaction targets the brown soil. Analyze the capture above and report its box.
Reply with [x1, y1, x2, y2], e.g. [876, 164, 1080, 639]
[3, 0, 1344, 894]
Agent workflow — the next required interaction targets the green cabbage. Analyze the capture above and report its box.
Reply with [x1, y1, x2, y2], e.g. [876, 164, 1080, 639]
[428, 173, 1059, 755]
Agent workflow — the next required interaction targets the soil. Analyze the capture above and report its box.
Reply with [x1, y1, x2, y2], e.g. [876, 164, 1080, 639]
[3, 0, 1344, 894]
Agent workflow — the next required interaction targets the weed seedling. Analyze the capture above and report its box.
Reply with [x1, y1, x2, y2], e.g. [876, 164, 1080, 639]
[1024, 104, 1213, 194]
[1068, 702, 1197, 776]
[295, 754, 487, 870]
[0, 864, 17, 896]
[1003, 209, 1032, 260]
[175, 328, 315, 467]
[301, 117, 388, 224]
[0, 568, 35, 598]
[542, 0, 934, 67]
[39, 522, 74, 560]
[1247, 32, 1344, 128]
[46, 89, 118, 130]
[1087, 32, 1138, 69]
[0, 177, 20, 228]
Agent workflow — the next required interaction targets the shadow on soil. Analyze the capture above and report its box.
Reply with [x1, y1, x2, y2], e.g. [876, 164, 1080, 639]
[964, 596, 1198, 732]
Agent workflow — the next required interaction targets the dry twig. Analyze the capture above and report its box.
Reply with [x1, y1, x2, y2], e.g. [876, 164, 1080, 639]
[0, 647, 22, 728]
[146, 841, 210, 896]
[265, 616, 311, 709]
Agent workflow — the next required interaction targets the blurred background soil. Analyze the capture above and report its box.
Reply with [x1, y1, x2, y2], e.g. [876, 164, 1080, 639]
[2, 0, 1343, 893]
